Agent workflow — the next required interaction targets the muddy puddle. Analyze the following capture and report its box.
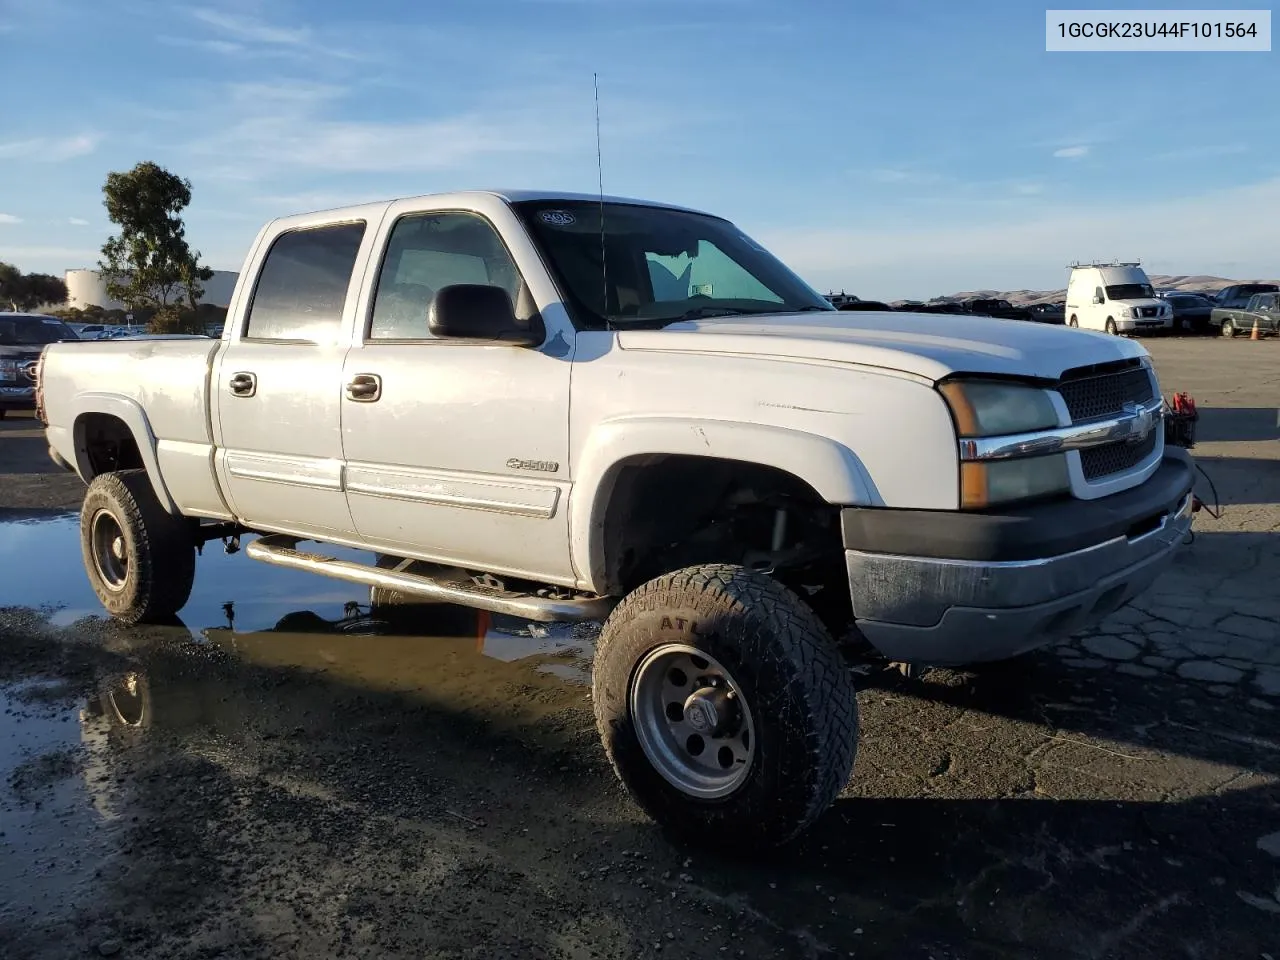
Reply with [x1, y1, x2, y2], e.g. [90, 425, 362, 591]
[0, 511, 599, 685]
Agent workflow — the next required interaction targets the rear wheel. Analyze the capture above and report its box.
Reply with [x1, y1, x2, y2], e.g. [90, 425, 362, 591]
[1220, 319, 1236, 338]
[592, 564, 858, 849]
[80, 470, 196, 624]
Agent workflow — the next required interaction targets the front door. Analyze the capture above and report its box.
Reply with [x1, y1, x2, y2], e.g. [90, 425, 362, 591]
[339, 201, 575, 585]
[213, 219, 370, 539]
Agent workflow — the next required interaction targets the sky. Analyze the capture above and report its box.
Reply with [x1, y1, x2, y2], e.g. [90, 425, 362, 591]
[1, 0, 1278, 300]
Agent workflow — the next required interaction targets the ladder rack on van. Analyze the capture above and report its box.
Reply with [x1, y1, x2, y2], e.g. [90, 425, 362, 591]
[1067, 260, 1142, 269]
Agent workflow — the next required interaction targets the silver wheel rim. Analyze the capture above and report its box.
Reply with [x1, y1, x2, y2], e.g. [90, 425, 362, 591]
[629, 643, 756, 799]
[90, 509, 129, 592]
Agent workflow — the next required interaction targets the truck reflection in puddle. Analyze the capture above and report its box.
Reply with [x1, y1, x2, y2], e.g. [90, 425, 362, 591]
[86, 600, 599, 745]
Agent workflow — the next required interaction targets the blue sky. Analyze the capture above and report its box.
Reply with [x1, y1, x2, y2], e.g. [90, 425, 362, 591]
[1, 0, 1277, 299]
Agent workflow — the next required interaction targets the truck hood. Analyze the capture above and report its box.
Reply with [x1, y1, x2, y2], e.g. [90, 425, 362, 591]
[616, 311, 1147, 382]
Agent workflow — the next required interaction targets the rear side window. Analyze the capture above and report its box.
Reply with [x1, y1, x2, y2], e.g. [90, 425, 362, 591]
[246, 221, 366, 342]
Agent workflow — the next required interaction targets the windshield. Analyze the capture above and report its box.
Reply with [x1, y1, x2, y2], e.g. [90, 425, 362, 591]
[0, 316, 78, 346]
[1105, 283, 1154, 301]
[512, 200, 833, 329]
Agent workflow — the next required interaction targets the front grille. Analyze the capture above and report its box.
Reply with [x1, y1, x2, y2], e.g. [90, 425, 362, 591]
[1057, 363, 1154, 424]
[1080, 430, 1157, 480]
[1138, 306, 1160, 318]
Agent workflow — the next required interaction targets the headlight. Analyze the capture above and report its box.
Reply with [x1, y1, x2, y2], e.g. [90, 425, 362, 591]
[1120, 306, 1133, 317]
[938, 380, 1060, 436]
[960, 455, 1071, 509]
[939, 379, 1072, 508]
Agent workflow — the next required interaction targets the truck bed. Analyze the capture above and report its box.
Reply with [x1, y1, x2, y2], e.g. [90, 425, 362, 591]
[41, 337, 226, 516]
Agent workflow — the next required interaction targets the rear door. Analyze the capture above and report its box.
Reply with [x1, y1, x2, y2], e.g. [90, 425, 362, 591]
[212, 216, 380, 540]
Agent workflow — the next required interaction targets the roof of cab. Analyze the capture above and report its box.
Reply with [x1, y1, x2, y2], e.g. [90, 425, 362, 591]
[267, 189, 718, 227]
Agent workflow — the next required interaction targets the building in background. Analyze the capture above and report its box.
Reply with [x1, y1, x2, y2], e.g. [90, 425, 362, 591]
[64, 268, 239, 310]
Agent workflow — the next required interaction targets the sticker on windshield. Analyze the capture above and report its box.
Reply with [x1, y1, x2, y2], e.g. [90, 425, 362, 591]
[540, 210, 576, 226]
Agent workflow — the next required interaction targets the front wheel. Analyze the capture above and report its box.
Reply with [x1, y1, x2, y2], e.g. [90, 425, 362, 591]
[592, 564, 858, 849]
[1067, 315, 1078, 328]
[1105, 318, 1118, 335]
[80, 470, 196, 624]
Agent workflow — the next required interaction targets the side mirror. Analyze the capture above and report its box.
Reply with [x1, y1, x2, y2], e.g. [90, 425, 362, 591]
[1092, 294, 1104, 305]
[427, 284, 544, 346]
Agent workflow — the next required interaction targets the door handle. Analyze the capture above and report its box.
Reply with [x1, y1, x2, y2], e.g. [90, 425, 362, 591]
[346, 374, 381, 402]
[228, 372, 256, 397]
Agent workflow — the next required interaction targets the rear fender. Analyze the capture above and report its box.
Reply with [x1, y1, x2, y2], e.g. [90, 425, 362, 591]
[70, 393, 179, 515]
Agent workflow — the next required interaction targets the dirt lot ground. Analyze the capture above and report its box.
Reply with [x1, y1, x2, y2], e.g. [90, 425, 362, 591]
[1, 337, 1277, 960]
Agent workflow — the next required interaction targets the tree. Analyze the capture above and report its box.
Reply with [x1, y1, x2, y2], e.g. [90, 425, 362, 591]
[99, 162, 213, 331]
[0, 261, 69, 311]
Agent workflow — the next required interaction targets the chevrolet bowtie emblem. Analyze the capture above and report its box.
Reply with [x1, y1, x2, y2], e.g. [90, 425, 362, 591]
[1121, 402, 1155, 444]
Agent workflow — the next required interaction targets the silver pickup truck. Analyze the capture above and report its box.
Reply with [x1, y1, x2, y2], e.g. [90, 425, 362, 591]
[36, 189, 1196, 847]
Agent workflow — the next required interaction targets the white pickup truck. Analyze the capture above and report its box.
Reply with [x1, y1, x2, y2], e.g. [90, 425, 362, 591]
[37, 189, 1195, 847]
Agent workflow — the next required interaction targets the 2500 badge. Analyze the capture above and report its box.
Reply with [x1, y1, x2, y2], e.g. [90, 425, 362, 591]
[506, 457, 560, 473]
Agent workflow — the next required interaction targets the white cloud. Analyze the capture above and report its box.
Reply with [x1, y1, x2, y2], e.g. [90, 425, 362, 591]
[1154, 143, 1247, 161]
[860, 168, 946, 185]
[1053, 145, 1090, 159]
[0, 133, 99, 161]
[756, 177, 1280, 300]
[157, 34, 247, 55]
[0, 213, 21, 224]
[68, 217, 89, 226]
[0, 245, 102, 272]
[184, 6, 361, 60]
[1012, 183, 1044, 196]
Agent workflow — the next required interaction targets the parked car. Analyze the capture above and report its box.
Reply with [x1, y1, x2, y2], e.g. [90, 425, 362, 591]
[1064, 262, 1171, 335]
[1210, 292, 1280, 337]
[837, 300, 893, 311]
[1160, 293, 1215, 334]
[37, 189, 1194, 848]
[1026, 302, 1066, 325]
[0, 312, 79, 419]
[1212, 283, 1279, 310]
[960, 298, 1036, 322]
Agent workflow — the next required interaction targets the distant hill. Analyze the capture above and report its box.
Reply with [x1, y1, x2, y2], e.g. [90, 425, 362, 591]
[888, 275, 1280, 308]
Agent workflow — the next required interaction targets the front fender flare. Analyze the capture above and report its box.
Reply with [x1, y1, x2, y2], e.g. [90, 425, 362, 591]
[70, 393, 180, 515]
[568, 417, 878, 592]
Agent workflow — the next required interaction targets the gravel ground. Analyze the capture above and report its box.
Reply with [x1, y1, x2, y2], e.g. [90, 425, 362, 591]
[1, 337, 1277, 960]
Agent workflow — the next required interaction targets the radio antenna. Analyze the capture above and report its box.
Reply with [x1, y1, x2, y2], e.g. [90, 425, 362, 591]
[594, 72, 610, 328]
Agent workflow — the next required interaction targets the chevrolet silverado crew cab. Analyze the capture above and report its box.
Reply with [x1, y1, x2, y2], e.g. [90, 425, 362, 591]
[36, 190, 1195, 848]
[1065, 262, 1172, 335]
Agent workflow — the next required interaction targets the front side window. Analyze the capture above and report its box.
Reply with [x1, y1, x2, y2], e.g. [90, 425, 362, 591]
[245, 221, 366, 342]
[368, 212, 524, 340]
[512, 200, 832, 329]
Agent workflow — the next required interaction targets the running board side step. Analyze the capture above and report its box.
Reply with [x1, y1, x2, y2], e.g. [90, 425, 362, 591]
[245, 535, 615, 623]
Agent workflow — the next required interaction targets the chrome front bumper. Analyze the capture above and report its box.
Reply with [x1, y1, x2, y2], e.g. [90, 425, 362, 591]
[845, 488, 1195, 666]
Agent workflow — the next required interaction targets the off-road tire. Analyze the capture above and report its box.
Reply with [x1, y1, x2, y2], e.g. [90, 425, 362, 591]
[79, 470, 196, 624]
[592, 563, 859, 849]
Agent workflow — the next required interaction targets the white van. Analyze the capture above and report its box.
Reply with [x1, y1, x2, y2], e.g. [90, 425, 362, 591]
[1064, 262, 1171, 335]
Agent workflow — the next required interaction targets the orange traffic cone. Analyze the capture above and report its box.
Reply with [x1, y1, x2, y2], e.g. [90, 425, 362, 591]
[1251, 318, 1260, 340]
